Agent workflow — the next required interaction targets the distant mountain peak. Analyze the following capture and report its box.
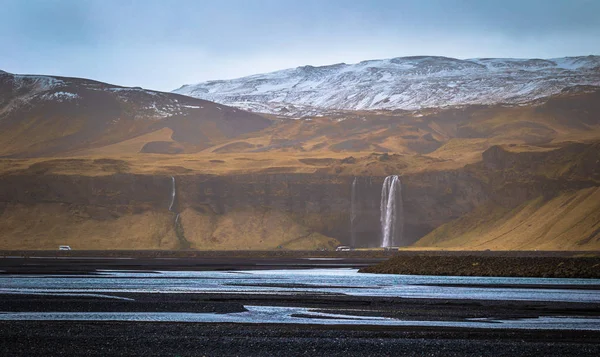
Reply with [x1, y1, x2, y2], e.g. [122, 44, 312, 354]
[0, 71, 271, 157]
[173, 55, 600, 117]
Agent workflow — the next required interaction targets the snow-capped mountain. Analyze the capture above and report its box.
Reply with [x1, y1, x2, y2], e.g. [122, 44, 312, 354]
[0, 71, 270, 157]
[0, 71, 212, 120]
[174, 55, 600, 116]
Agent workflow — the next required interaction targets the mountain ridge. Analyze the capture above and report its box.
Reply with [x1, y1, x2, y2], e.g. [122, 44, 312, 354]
[0, 68, 599, 250]
[0, 70, 271, 157]
[173, 55, 600, 116]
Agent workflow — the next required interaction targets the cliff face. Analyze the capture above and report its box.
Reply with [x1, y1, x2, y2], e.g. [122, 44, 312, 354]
[0, 173, 350, 249]
[0, 169, 487, 249]
[414, 142, 600, 250]
[0, 142, 597, 250]
[476, 142, 600, 206]
[0, 174, 180, 250]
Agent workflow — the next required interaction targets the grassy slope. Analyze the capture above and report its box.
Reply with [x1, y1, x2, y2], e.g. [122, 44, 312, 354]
[0, 204, 340, 250]
[1, 90, 600, 250]
[415, 187, 600, 250]
[2, 88, 600, 177]
[0, 203, 179, 250]
[178, 208, 339, 250]
[72, 127, 176, 157]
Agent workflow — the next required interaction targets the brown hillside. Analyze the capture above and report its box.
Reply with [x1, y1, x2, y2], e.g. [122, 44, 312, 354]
[414, 141, 600, 250]
[0, 72, 272, 157]
[0, 74, 599, 251]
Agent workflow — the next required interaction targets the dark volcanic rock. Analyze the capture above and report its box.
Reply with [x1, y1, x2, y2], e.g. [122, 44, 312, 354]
[360, 255, 600, 278]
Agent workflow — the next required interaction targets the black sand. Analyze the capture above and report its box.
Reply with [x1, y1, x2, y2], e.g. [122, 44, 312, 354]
[1, 253, 600, 356]
[360, 255, 600, 278]
[2, 321, 600, 357]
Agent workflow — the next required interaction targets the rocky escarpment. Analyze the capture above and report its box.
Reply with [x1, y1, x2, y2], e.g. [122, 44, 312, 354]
[0, 173, 181, 250]
[0, 142, 598, 250]
[415, 142, 600, 249]
[0, 169, 486, 249]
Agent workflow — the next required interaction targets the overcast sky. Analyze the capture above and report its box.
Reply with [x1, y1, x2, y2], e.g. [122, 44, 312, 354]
[1, 0, 599, 91]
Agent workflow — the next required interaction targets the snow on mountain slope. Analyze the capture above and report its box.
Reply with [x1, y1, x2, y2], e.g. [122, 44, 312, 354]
[0, 71, 271, 157]
[0, 71, 196, 119]
[174, 55, 600, 116]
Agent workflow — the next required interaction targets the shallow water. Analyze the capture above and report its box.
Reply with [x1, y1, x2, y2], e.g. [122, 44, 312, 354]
[2, 268, 599, 303]
[2, 269, 600, 329]
[1, 306, 600, 330]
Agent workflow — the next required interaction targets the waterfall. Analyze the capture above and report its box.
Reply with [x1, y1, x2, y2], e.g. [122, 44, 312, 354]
[168, 176, 176, 211]
[350, 177, 358, 247]
[380, 175, 403, 247]
[168, 176, 189, 249]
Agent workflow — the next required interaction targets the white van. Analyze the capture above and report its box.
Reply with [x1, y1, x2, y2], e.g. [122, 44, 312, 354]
[58, 245, 72, 251]
[335, 245, 352, 252]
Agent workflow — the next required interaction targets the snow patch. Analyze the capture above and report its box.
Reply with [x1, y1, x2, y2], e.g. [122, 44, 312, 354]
[108, 87, 159, 96]
[173, 55, 600, 116]
[41, 91, 80, 101]
[12, 75, 65, 93]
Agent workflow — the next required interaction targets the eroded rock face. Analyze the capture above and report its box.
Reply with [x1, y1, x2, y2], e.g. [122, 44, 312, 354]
[478, 142, 600, 208]
[0, 142, 597, 249]
[350, 177, 379, 247]
[0, 171, 488, 248]
[0, 174, 169, 213]
[402, 171, 489, 245]
[162, 172, 487, 247]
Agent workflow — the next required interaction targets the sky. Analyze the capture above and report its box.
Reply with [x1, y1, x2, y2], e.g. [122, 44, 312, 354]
[1, 0, 599, 91]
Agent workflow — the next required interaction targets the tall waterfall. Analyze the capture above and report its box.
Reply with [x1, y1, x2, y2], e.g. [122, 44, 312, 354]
[168, 176, 176, 211]
[380, 175, 403, 247]
[167, 176, 189, 249]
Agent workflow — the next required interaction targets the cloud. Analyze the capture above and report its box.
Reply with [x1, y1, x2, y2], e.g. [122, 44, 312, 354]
[1, 0, 598, 91]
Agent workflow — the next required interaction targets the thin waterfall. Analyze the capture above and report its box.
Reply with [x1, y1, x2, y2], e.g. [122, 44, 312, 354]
[168, 176, 176, 211]
[380, 175, 403, 247]
[168, 176, 189, 249]
[350, 177, 358, 247]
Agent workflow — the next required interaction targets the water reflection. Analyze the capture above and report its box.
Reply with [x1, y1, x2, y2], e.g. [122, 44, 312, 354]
[1, 269, 599, 303]
[1, 306, 599, 330]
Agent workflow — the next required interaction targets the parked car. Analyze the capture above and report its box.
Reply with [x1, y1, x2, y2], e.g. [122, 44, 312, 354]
[58, 245, 72, 251]
[335, 245, 352, 252]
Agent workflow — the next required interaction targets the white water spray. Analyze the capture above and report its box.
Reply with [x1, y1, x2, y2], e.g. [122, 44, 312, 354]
[168, 176, 176, 211]
[380, 175, 403, 247]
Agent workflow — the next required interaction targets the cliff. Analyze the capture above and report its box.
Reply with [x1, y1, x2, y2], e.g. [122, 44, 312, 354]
[414, 142, 600, 250]
[0, 141, 598, 250]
